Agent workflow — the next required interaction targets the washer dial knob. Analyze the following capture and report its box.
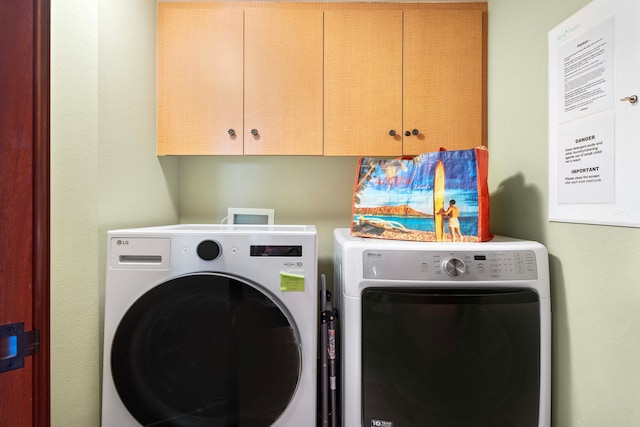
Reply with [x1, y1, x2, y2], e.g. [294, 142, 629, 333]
[444, 258, 466, 276]
[197, 240, 221, 261]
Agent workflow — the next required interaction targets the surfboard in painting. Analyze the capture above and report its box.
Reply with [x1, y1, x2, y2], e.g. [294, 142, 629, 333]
[433, 160, 445, 241]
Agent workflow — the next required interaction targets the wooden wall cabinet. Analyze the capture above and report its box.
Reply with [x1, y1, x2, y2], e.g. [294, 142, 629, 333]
[324, 9, 404, 157]
[158, 5, 244, 155]
[324, 7, 486, 156]
[403, 9, 485, 156]
[158, 2, 486, 156]
[158, 3, 323, 155]
[244, 8, 323, 155]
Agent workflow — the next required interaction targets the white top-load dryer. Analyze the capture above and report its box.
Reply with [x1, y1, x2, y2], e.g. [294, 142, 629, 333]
[102, 224, 317, 427]
[334, 228, 551, 427]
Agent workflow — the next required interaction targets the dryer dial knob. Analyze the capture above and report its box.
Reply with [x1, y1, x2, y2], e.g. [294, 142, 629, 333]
[197, 240, 221, 261]
[444, 258, 466, 277]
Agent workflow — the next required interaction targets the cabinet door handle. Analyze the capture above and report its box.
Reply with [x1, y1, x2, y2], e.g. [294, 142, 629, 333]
[228, 129, 236, 136]
[404, 130, 411, 137]
[412, 129, 420, 136]
[251, 128, 259, 136]
[389, 130, 397, 137]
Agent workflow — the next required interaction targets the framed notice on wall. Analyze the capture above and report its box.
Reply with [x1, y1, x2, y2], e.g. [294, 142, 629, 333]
[548, 0, 640, 227]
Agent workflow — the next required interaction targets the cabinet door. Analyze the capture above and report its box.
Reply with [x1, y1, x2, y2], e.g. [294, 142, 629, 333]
[244, 9, 323, 155]
[158, 5, 243, 155]
[324, 9, 403, 156]
[403, 9, 485, 155]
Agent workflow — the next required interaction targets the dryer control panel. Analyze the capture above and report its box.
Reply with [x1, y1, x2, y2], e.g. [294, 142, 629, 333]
[362, 249, 538, 281]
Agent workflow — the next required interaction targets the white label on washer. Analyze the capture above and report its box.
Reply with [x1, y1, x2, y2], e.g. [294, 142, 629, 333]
[371, 420, 393, 427]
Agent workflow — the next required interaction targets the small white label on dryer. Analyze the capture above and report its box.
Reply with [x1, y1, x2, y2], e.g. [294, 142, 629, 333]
[371, 419, 393, 427]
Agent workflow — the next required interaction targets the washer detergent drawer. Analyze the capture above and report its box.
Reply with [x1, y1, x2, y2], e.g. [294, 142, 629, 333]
[109, 237, 171, 269]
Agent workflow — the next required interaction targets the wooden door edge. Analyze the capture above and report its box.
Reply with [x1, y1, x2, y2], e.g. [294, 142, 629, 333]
[33, 0, 51, 425]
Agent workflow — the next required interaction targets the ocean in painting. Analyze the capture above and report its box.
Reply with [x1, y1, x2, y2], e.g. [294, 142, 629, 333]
[353, 214, 479, 236]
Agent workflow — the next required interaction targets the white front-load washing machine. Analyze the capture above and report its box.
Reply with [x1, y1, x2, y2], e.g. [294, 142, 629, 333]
[334, 228, 551, 427]
[102, 224, 317, 427]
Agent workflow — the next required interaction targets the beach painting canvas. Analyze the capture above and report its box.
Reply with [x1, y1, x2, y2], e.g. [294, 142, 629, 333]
[351, 148, 493, 242]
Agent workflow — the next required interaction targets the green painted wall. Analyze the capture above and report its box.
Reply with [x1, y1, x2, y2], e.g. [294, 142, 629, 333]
[488, 1, 640, 425]
[51, 0, 178, 425]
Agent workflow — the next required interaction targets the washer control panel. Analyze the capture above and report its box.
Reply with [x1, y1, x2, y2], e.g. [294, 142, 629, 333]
[363, 249, 538, 281]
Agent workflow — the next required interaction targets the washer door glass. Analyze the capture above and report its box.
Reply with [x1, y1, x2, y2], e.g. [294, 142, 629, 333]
[362, 288, 540, 427]
[111, 273, 301, 427]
